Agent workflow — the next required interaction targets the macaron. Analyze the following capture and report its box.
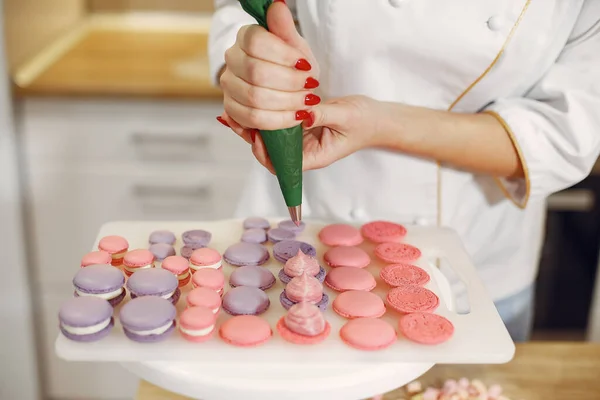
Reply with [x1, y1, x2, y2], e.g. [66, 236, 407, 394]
[229, 265, 276, 290]
[123, 249, 155, 277]
[179, 306, 217, 343]
[80, 251, 112, 268]
[126, 268, 181, 305]
[277, 302, 331, 345]
[98, 235, 129, 266]
[278, 250, 326, 284]
[273, 240, 317, 264]
[399, 312, 454, 345]
[318, 224, 363, 247]
[191, 268, 225, 295]
[59, 297, 114, 342]
[119, 296, 176, 343]
[374, 242, 422, 263]
[332, 290, 386, 319]
[222, 286, 270, 315]
[180, 245, 201, 260]
[386, 285, 439, 313]
[323, 246, 371, 269]
[148, 230, 176, 245]
[324, 267, 376, 292]
[186, 287, 222, 313]
[280, 272, 329, 311]
[339, 318, 397, 350]
[243, 217, 271, 230]
[267, 228, 296, 243]
[148, 243, 176, 262]
[241, 228, 268, 244]
[72, 264, 126, 307]
[182, 229, 212, 247]
[189, 248, 223, 272]
[223, 242, 270, 267]
[278, 220, 306, 233]
[380, 263, 430, 287]
[219, 315, 272, 347]
[161, 255, 191, 287]
[361, 221, 407, 243]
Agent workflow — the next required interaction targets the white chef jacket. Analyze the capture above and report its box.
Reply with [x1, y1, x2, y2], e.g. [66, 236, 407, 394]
[209, 0, 600, 302]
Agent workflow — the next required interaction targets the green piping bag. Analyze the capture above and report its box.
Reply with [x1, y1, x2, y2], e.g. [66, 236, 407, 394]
[238, 0, 303, 225]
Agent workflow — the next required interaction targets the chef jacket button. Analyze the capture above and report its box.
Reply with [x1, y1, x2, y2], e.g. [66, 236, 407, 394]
[487, 15, 505, 31]
[413, 217, 430, 226]
[350, 208, 367, 220]
[389, 0, 404, 8]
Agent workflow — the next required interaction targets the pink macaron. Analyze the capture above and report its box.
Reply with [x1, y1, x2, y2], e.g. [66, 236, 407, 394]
[318, 224, 363, 247]
[360, 221, 407, 243]
[179, 306, 217, 343]
[219, 315, 272, 347]
[189, 248, 222, 273]
[380, 263, 430, 287]
[323, 246, 371, 269]
[276, 302, 331, 345]
[80, 251, 113, 267]
[374, 242, 422, 263]
[162, 256, 191, 287]
[186, 287, 222, 313]
[98, 235, 129, 266]
[122, 249, 155, 277]
[324, 267, 376, 292]
[386, 285, 439, 313]
[399, 312, 454, 345]
[192, 268, 225, 296]
[340, 318, 397, 350]
[332, 290, 386, 319]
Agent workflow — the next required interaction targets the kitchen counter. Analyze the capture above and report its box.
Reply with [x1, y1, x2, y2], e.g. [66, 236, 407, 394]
[135, 342, 600, 400]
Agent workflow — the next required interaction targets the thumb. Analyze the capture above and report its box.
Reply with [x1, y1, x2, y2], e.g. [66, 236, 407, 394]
[267, 2, 303, 49]
[304, 102, 349, 131]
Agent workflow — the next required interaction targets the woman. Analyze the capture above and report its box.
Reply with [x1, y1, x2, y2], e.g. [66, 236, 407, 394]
[209, 0, 600, 341]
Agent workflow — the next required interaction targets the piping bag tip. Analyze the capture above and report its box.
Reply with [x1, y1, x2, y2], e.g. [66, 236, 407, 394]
[288, 205, 302, 226]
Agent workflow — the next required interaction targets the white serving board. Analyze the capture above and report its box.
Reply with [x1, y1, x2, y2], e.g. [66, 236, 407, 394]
[56, 219, 515, 364]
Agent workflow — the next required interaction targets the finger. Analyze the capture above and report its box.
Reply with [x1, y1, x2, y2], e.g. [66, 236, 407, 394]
[251, 134, 276, 174]
[224, 47, 313, 91]
[218, 112, 253, 144]
[223, 71, 315, 111]
[303, 102, 349, 130]
[237, 24, 307, 70]
[224, 95, 303, 130]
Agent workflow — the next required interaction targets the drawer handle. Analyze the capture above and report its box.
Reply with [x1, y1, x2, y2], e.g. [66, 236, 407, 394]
[131, 133, 210, 147]
[132, 185, 211, 199]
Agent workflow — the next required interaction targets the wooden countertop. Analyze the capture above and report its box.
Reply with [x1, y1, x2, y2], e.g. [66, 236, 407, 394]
[135, 342, 600, 400]
[13, 15, 223, 99]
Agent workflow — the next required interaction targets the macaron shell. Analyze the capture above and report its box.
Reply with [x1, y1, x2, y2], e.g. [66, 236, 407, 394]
[324, 267, 377, 292]
[80, 251, 112, 267]
[272, 240, 317, 263]
[219, 315, 272, 347]
[148, 243, 176, 261]
[148, 230, 176, 245]
[241, 228, 268, 244]
[162, 255, 190, 275]
[222, 286, 270, 315]
[324, 246, 371, 269]
[186, 287, 222, 311]
[73, 264, 125, 294]
[179, 306, 217, 337]
[243, 217, 270, 230]
[182, 229, 212, 246]
[124, 249, 155, 267]
[223, 242, 270, 267]
[332, 290, 386, 319]
[73, 288, 126, 308]
[374, 242, 422, 263]
[386, 285, 439, 313]
[98, 235, 129, 253]
[399, 312, 454, 345]
[126, 268, 179, 297]
[60, 318, 114, 342]
[123, 322, 176, 343]
[190, 247, 222, 267]
[229, 265, 276, 290]
[360, 221, 407, 243]
[380, 263, 430, 287]
[339, 318, 397, 350]
[278, 220, 306, 233]
[276, 317, 331, 345]
[59, 296, 113, 327]
[192, 268, 225, 291]
[318, 224, 363, 247]
[119, 296, 176, 332]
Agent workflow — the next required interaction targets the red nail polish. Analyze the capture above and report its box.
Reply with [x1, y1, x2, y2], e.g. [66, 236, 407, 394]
[305, 94, 321, 106]
[216, 116, 230, 128]
[304, 111, 315, 128]
[273, 0, 286, 4]
[304, 77, 319, 89]
[295, 110, 310, 121]
[250, 129, 258, 143]
[295, 58, 312, 71]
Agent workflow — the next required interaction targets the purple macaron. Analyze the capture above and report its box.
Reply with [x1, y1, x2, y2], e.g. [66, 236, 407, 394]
[149, 243, 176, 262]
[59, 297, 114, 342]
[182, 229, 212, 247]
[243, 217, 271, 230]
[279, 291, 329, 312]
[148, 230, 176, 245]
[73, 264, 126, 307]
[229, 265, 276, 290]
[267, 228, 296, 243]
[126, 268, 180, 305]
[180, 245, 203, 260]
[241, 228, 267, 244]
[272, 240, 317, 264]
[278, 220, 306, 233]
[119, 296, 176, 343]
[222, 286, 270, 315]
[223, 242, 270, 267]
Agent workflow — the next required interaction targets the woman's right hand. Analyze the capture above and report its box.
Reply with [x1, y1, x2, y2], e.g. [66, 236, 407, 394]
[217, 1, 320, 151]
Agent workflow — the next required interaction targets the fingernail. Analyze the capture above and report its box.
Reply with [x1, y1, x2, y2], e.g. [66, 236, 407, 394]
[305, 94, 321, 106]
[295, 110, 310, 121]
[304, 77, 319, 89]
[295, 58, 312, 71]
[216, 116, 230, 127]
[273, 0, 286, 4]
[250, 129, 258, 143]
[304, 111, 315, 128]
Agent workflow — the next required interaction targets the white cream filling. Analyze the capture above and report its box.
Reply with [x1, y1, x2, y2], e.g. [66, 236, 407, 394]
[62, 318, 111, 335]
[129, 321, 173, 336]
[76, 287, 123, 300]
[161, 291, 175, 299]
[190, 260, 222, 271]
[212, 307, 219, 314]
[124, 263, 154, 273]
[179, 325, 214, 336]
[111, 251, 126, 260]
[177, 271, 190, 280]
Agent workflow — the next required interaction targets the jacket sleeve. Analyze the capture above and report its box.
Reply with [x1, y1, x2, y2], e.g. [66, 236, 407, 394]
[483, 8, 600, 208]
[208, 0, 256, 86]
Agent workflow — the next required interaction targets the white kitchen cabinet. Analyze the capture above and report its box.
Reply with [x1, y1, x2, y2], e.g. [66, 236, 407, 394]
[20, 97, 255, 399]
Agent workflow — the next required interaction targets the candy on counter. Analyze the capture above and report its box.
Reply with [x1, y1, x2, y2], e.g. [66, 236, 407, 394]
[401, 379, 509, 400]
[407, 380, 423, 394]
